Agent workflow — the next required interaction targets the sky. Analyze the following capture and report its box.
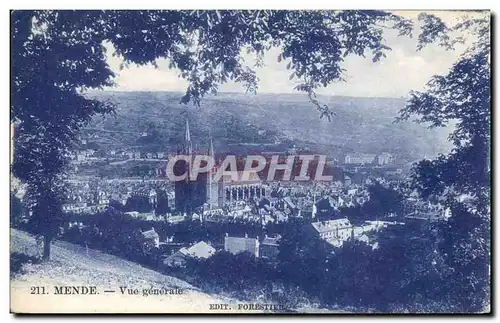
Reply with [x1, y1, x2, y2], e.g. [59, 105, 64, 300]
[103, 11, 481, 98]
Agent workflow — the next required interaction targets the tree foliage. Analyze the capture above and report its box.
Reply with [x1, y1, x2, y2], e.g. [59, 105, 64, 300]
[398, 13, 490, 209]
[397, 12, 490, 312]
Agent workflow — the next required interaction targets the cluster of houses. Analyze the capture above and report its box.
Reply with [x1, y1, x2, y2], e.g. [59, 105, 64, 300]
[62, 184, 111, 214]
[142, 216, 406, 269]
[198, 180, 374, 225]
[158, 232, 283, 268]
[61, 173, 373, 226]
[70, 149, 172, 163]
[402, 196, 452, 222]
[61, 181, 173, 215]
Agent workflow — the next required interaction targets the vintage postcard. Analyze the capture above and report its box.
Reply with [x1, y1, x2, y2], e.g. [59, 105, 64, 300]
[10, 9, 491, 314]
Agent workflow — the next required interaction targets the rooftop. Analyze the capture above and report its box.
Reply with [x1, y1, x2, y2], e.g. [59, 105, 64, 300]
[185, 241, 216, 259]
[311, 218, 352, 234]
[141, 228, 159, 240]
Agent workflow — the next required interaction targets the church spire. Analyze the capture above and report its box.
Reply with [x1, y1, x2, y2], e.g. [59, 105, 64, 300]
[208, 137, 215, 158]
[312, 187, 317, 219]
[184, 118, 192, 154]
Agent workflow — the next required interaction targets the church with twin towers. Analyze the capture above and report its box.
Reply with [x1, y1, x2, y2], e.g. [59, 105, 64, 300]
[173, 118, 267, 215]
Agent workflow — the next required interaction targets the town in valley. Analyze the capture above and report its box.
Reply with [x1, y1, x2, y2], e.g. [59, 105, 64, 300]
[13, 96, 452, 269]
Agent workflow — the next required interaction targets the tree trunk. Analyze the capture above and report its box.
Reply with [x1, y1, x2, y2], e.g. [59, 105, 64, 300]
[42, 234, 51, 261]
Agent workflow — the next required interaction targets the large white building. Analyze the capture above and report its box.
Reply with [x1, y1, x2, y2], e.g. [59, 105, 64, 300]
[311, 218, 353, 247]
[344, 152, 394, 166]
[377, 152, 395, 165]
[310, 218, 401, 248]
[344, 154, 377, 165]
[224, 234, 260, 257]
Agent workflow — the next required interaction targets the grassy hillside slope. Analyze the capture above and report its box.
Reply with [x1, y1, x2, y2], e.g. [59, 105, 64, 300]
[10, 229, 256, 313]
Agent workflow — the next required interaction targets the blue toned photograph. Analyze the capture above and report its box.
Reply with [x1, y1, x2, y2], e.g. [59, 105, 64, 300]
[10, 10, 490, 314]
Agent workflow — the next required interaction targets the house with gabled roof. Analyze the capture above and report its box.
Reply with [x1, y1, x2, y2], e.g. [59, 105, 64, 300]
[163, 241, 216, 267]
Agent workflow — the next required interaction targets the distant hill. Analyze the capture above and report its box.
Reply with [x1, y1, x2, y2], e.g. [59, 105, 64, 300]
[83, 91, 453, 161]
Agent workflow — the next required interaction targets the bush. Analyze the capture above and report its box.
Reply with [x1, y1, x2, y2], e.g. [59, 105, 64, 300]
[10, 252, 41, 276]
